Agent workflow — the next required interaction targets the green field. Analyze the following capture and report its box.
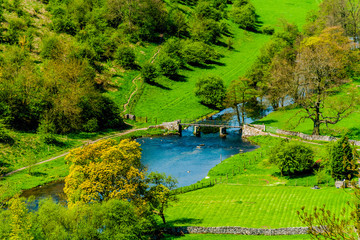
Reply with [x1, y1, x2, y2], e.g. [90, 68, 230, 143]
[131, 0, 319, 123]
[166, 184, 351, 228]
[165, 234, 311, 240]
[253, 0, 321, 30]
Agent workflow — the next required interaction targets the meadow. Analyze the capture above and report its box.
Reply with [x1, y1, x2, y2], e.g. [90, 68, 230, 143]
[166, 184, 351, 228]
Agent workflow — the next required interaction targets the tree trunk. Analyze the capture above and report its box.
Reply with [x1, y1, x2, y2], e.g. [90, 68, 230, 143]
[235, 105, 241, 126]
[312, 105, 321, 135]
[160, 212, 166, 224]
[241, 103, 245, 125]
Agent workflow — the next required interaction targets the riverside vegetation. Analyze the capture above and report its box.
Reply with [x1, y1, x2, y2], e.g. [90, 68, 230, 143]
[1, 0, 360, 239]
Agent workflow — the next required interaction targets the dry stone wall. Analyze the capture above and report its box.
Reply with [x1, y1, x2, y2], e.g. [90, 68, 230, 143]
[149, 120, 181, 131]
[242, 125, 269, 138]
[166, 226, 308, 235]
[276, 129, 360, 146]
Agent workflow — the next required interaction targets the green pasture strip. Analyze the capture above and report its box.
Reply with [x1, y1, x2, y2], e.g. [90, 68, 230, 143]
[252, 0, 319, 30]
[164, 234, 311, 240]
[0, 156, 69, 201]
[166, 185, 351, 228]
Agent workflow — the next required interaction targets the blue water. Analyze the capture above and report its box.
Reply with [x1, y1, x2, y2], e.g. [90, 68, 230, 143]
[138, 130, 258, 187]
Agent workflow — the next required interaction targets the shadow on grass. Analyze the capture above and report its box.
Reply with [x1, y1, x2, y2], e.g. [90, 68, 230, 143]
[272, 171, 314, 180]
[253, 119, 278, 125]
[167, 218, 203, 226]
[169, 74, 187, 82]
[147, 80, 171, 90]
[205, 60, 226, 66]
[29, 171, 48, 177]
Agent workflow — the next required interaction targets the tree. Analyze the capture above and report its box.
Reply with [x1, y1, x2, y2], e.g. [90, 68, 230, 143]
[195, 75, 226, 109]
[157, 54, 180, 77]
[224, 77, 257, 125]
[230, 2, 257, 30]
[329, 136, 358, 180]
[115, 45, 136, 69]
[267, 49, 296, 109]
[147, 172, 178, 225]
[8, 196, 33, 240]
[141, 63, 158, 83]
[294, 27, 358, 135]
[180, 40, 219, 65]
[269, 141, 314, 177]
[64, 139, 147, 206]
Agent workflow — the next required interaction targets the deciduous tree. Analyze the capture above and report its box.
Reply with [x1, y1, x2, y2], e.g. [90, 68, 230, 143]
[64, 139, 146, 206]
[147, 172, 177, 224]
[295, 27, 358, 135]
[224, 77, 257, 125]
[269, 141, 314, 177]
[195, 75, 226, 109]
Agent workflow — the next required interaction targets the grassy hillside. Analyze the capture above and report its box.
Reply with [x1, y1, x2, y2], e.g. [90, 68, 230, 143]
[131, 0, 319, 123]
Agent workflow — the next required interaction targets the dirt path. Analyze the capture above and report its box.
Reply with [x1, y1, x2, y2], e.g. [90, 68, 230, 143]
[3, 127, 148, 177]
[122, 47, 161, 113]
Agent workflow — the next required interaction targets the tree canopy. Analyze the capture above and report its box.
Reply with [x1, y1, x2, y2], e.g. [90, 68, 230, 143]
[64, 139, 146, 206]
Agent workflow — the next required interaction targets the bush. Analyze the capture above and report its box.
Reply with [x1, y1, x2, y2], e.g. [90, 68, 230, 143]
[40, 34, 63, 59]
[194, 75, 226, 109]
[269, 141, 314, 177]
[0, 122, 14, 145]
[230, 3, 257, 30]
[261, 25, 275, 35]
[141, 63, 158, 83]
[329, 136, 358, 180]
[37, 118, 57, 144]
[180, 40, 219, 65]
[114, 45, 136, 69]
[157, 55, 180, 76]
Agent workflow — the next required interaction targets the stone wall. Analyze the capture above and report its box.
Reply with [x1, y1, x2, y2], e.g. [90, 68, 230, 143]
[242, 125, 269, 138]
[149, 120, 181, 131]
[251, 124, 266, 131]
[276, 129, 360, 146]
[166, 226, 308, 236]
